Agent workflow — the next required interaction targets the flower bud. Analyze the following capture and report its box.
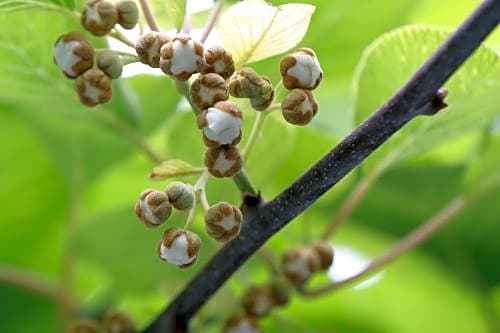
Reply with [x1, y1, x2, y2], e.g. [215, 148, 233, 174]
[197, 101, 242, 147]
[201, 45, 235, 79]
[282, 246, 321, 285]
[222, 315, 262, 333]
[311, 240, 333, 270]
[281, 89, 318, 125]
[205, 202, 242, 242]
[242, 285, 274, 317]
[53, 32, 94, 79]
[189, 73, 228, 111]
[165, 182, 194, 211]
[135, 188, 172, 228]
[160, 33, 204, 81]
[228, 68, 272, 99]
[250, 88, 274, 111]
[69, 321, 99, 333]
[97, 50, 123, 79]
[280, 48, 322, 90]
[102, 311, 136, 333]
[157, 227, 201, 268]
[81, 0, 118, 36]
[115, 0, 138, 30]
[75, 69, 112, 106]
[135, 31, 171, 68]
[267, 279, 290, 307]
[204, 145, 242, 178]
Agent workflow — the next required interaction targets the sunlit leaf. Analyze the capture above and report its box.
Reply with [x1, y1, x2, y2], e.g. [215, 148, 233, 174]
[0, 0, 77, 13]
[167, 0, 186, 31]
[149, 159, 203, 181]
[219, 0, 315, 66]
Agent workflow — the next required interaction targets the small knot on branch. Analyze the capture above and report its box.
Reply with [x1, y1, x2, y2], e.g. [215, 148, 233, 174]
[420, 88, 448, 116]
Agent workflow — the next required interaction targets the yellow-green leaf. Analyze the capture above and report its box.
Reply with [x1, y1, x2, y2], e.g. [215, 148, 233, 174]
[218, 0, 315, 66]
[167, 0, 186, 31]
[149, 159, 203, 181]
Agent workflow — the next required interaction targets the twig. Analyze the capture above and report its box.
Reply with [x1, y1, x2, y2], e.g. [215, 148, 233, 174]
[199, 0, 225, 43]
[143, 1, 500, 331]
[0, 264, 60, 300]
[242, 112, 268, 161]
[108, 29, 136, 48]
[138, 0, 159, 32]
[300, 177, 500, 296]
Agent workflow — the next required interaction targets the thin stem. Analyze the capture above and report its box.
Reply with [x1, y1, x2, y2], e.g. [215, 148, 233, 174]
[185, 169, 211, 229]
[96, 111, 165, 164]
[200, 190, 210, 211]
[301, 178, 500, 296]
[122, 56, 140, 65]
[138, 0, 159, 31]
[184, 200, 198, 230]
[232, 169, 258, 196]
[242, 112, 268, 161]
[256, 248, 279, 275]
[199, 0, 225, 43]
[0, 264, 60, 300]
[108, 29, 135, 48]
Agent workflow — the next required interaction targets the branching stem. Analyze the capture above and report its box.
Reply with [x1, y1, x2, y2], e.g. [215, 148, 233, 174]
[138, 0, 159, 31]
[199, 0, 225, 43]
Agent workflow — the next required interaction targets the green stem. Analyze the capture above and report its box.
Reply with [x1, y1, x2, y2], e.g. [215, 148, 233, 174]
[242, 111, 268, 160]
[232, 169, 258, 196]
[108, 29, 135, 48]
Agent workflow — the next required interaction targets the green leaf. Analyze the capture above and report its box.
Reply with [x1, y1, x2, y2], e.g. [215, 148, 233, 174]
[0, 0, 77, 13]
[167, 0, 186, 32]
[353, 25, 500, 169]
[149, 159, 204, 181]
[219, 0, 315, 66]
[463, 133, 500, 192]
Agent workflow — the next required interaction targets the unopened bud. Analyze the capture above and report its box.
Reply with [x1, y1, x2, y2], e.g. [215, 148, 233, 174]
[201, 45, 235, 79]
[311, 241, 333, 270]
[75, 69, 112, 106]
[115, 0, 138, 29]
[102, 310, 136, 333]
[222, 315, 262, 333]
[242, 285, 274, 317]
[135, 189, 172, 228]
[228, 68, 272, 99]
[97, 50, 123, 79]
[135, 31, 171, 68]
[69, 321, 99, 333]
[197, 101, 242, 147]
[281, 89, 318, 125]
[165, 182, 194, 211]
[189, 73, 228, 110]
[282, 246, 321, 285]
[280, 48, 322, 90]
[160, 33, 204, 81]
[205, 202, 242, 242]
[157, 227, 201, 268]
[204, 145, 242, 178]
[81, 0, 118, 36]
[53, 32, 94, 79]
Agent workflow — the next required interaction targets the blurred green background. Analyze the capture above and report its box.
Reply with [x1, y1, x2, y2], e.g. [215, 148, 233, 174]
[0, 0, 499, 332]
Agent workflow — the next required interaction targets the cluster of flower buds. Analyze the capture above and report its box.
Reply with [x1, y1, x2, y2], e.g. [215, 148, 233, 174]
[68, 310, 136, 333]
[204, 202, 243, 242]
[281, 241, 333, 286]
[222, 315, 262, 333]
[228, 68, 275, 111]
[279, 48, 322, 125]
[81, 0, 138, 36]
[53, 32, 128, 106]
[135, 183, 201, 267]
[242, 280, 290, 318]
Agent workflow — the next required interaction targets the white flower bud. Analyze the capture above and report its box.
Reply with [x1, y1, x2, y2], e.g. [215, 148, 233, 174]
[160, 33, 204, 81]
[204, 145, 242, 178]
[189, 73, 228, 111]
[311, 241, 334, 270]
[135, 31, 171, 68]
[75, 69, 112, 106]
[165, 182, 195, 211]
[281, 89, 318, 125]
[282, 246, 321, 285]
[53, 32, 94, 79]
[81, 0, 118, 36]
[205, 202, 242, 242]
[102, 311, 136, 333]
[97, 50, 123, 79]
[197, 101, 242, 148]
[222, 316, 262, 333]
[280, 48, 322, 90]
[157, 227, 201, 268]
[242, 285, 274, 317]
[201, 45, 235, 79]
[115, 0, 138, 30]
[135, 188, 172, 228]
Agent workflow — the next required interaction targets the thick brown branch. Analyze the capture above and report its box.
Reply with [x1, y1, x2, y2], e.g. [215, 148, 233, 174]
[144, 1, 500, 332]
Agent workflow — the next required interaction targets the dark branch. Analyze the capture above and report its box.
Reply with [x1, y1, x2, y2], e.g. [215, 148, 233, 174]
[144, 1, 500, 332]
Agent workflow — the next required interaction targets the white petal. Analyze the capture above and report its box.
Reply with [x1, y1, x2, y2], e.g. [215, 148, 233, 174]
[160, 234, 196, 266]
[170, 40, 198, 75]
[203, 107, 241, 144]
[139, 198, 161, 225]
[287, 53, 322, 88]
[83, 80, 103, 104]
[54, 40, 80, 76]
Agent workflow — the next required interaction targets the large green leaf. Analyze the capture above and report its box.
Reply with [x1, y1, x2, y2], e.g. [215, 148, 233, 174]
[354, 25, 500, 169]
